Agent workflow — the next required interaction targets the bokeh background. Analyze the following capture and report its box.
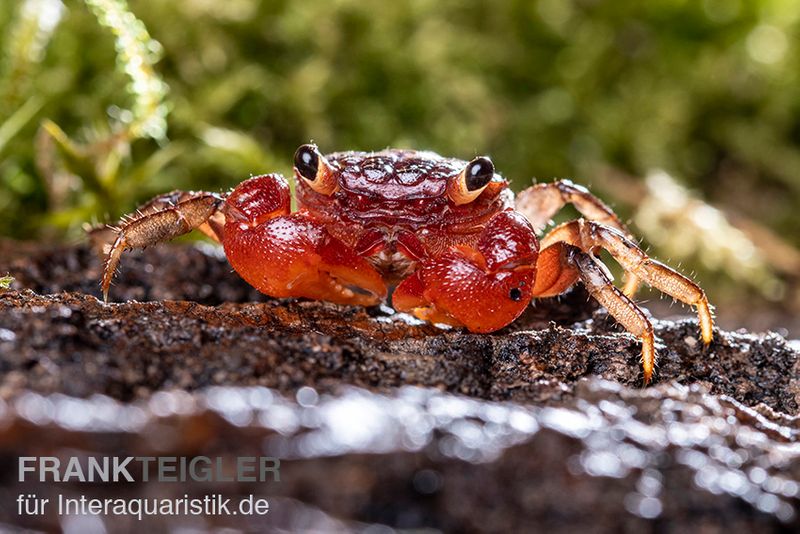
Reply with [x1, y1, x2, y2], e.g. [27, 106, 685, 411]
[1, 0, 799, 334]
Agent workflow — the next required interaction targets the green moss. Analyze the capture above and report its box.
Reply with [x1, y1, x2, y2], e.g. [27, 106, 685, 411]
[0, 0, 798, 302]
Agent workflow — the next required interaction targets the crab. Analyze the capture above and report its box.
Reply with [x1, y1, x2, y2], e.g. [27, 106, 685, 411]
[99, 144, 713, 383]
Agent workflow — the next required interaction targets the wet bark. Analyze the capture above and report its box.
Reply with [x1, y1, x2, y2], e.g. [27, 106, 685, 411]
[0, 240, 797, 532]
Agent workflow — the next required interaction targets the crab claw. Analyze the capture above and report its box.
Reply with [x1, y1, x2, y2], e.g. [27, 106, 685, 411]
[224, 176, 387, 306]
[393, 211, 538, 332]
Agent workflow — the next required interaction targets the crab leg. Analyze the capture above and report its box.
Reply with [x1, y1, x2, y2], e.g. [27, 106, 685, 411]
[533, 241, 657, 383]
[100, 191, 225, 302]
[542, 219, 714, 347]
[124, 190, 227, 242]
[515, 179, 641, 295]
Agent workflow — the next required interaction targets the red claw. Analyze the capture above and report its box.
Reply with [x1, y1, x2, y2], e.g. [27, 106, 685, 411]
[393, 210, 538, 332]
[225, 174, 291, 225]
[477, 211, 539, 270]
[223, 175, 387, 306]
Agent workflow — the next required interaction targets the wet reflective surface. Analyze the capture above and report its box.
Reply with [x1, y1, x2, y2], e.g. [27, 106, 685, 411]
[1, 378, 798, 531]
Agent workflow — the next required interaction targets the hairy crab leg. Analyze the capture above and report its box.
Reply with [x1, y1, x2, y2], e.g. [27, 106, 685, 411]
[130, 190, 227, 243]
[542, 219, 714, 348]
[533, 241, 657, 383]
[515, 179, 642, 295]
[101, 192, 225, 302]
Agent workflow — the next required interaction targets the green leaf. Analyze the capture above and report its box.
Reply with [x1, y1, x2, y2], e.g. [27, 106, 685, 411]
[0, 95, 44, 156]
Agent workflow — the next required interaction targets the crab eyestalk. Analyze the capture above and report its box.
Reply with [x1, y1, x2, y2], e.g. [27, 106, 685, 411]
[294, 144, 338, 196]
[447, 156, 495, 205]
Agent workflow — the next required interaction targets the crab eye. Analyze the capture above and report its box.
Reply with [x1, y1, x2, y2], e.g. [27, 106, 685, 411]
[448, 156, 495, 205]
[294, 144, 320, 182]
[465, 157, 494, 191]
[294, 143, 338, 195]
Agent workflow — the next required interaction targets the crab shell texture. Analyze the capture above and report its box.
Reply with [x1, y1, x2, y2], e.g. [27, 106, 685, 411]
[299, 150, 523, 275]
[222, 147, 539, 332]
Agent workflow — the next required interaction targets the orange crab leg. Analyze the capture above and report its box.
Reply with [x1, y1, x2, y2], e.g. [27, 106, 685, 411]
[532, 241, 657, 383]
[515, 179, 643, 296]
[542, 219, 713, 347]
[100, 191, 225, 302]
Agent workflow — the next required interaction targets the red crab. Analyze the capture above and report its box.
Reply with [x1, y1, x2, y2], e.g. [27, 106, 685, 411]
[100, 144, 713, 383]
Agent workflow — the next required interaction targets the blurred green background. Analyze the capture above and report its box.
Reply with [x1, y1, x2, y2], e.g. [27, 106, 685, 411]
[1, 0, 799, 331]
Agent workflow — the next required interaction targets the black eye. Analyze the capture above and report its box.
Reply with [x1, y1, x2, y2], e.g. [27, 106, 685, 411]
[465, 156, 494, 191]
[509, 287, 523, 301]
[294, 144, 319, 181]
